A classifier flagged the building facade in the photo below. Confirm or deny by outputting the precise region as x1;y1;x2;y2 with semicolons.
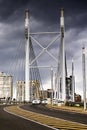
16;80;40;102
30;80;40;101
16;81;25;102
66;76;72;101
74;93;81;102
0;72;13;99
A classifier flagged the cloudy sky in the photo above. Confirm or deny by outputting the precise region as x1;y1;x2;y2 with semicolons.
0;0;87;98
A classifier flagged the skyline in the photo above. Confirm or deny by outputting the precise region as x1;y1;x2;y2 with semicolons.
0;0;87;98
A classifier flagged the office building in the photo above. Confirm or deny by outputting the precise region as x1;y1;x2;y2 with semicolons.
0;72;13;99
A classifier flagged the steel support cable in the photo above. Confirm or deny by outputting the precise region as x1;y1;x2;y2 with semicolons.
30;35;60;65
30;39;37;81
46;35;60;49
30;38;43;90
29;40;33;81
30;34;58;91
56;36;65;99
30;34;60;50
18;41;25;80
29;36;58;91
31;35;45;48
30;39;40;81
29;35;57;91
18;42;25;80
30;49;44;65
7;47;17;76
7;40;22;79
15;59;21;80
30;35;49;49
46;50;58;63
30;53;39;98
30;33;60;95
13;40;24;81
12;40;24;83
21;41;25;80
58;38;63;75
30;35;44;49
30;40;36;81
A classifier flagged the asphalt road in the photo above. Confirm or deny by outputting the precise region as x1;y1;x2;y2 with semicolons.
21;104;87;125
0;105;56;130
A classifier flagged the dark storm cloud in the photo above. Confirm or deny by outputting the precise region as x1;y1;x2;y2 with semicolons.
0;0;29;22
0;0;87;29
0;0;87;65
26;0;87;30
0;0;87;94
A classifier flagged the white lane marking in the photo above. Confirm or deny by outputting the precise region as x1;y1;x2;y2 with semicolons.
4;107;59;130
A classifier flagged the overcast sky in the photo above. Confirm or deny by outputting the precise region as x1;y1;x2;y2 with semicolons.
0;0;87;98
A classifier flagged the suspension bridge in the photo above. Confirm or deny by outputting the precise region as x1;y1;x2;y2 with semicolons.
0;9;75;103
24;8;75;103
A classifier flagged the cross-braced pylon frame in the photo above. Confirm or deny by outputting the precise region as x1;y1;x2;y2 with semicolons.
25;9;66;102
30;33;60;66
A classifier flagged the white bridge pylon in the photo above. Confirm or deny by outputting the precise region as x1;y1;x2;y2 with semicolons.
25;9;66;102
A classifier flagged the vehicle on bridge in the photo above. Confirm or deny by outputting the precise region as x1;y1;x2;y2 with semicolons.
41;99;48;104
32;99;41;105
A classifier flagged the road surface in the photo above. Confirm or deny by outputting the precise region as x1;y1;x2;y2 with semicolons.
21;104;87;125
0;105;56;130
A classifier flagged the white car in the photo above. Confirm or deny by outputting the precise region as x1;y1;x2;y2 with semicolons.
32;99;40;105
41;99;48;104
53;99;58;105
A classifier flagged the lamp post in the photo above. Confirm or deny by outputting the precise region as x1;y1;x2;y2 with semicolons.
82;47;86;111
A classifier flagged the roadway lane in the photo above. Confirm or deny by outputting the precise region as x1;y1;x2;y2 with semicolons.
21;104;87;125
0;105;56;130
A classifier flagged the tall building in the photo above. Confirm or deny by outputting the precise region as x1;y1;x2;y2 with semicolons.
16;81;25;101
66;76;75;101
0;72;13;99
30;80;40;101
16;80;40;102
40;89;53;99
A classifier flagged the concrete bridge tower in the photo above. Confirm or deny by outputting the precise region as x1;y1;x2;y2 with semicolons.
58;9;66;101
